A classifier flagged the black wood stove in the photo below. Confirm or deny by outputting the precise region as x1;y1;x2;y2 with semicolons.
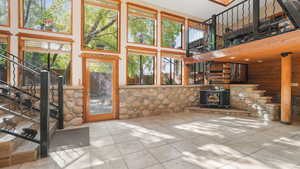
200;87;230;108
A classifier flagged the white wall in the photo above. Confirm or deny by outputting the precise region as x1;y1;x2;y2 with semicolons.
0;0;205;86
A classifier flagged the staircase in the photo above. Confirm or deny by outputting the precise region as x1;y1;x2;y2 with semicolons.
0;49;64;168
230;84;280;121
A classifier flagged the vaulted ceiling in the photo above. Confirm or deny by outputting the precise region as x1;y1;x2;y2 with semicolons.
140;0;242;20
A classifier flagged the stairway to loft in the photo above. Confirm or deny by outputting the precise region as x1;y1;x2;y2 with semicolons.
0;49;65;168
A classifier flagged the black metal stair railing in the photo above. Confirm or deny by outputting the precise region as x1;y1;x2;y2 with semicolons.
0;50;65;158
187;0;299;56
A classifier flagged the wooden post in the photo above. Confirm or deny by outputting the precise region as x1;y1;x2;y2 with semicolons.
281;52;293;124
183;64;190;86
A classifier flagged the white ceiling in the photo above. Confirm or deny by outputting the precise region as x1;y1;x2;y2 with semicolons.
139;0;243;20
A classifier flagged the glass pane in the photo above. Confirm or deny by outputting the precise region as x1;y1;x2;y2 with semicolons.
141;55;154;85
161;58;172;85
161;57;182;85
88;60;113;115
0;0;8;25
84;4;118;51
172;59;182;85
127;54;140;85
189;28;205;43
128;15;155;45
161;19;182;49
189;63;205;85
23;0;71;33
0;38;8;81
127;53;154;85
24;51;71;84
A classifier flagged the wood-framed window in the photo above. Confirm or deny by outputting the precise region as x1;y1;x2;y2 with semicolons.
19;0;72;34
127;3;157;46
161;51;184;85
0;33;10;82
0;0;9;26
82;0;120;53
189;62;205;85
188;19;208;44
19;35;72;85
126;46;156;85
161;12;185;49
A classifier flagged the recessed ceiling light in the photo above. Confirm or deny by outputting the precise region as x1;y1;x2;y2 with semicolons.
257;60;263;63
230;57;236;59
245;59;250;61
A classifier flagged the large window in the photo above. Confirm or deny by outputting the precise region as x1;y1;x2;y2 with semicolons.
127;47;155;85
0;0;9;26
21;37;72;84
0;34;9;82
188;20;207;43
189;62;205;85
127;3;157;46
83;0;120;52
161;12;185;49
161;52;183;85
20;0;72;33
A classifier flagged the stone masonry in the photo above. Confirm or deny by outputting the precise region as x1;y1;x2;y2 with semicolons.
230;84;280;121
119;86;202;119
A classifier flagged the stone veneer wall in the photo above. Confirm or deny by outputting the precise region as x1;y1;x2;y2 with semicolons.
230;84;280;121
119;85;203;119
63;86;84;127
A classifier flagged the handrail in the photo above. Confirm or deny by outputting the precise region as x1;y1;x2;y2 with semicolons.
0;53;40;75
0;48;62;77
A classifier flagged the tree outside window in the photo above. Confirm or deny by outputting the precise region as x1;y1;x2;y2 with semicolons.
0;0;9;25
127;4;156;45
161;14;184;49
127;52;155;85
161;57;182;85
22;0;72;33
22;38;72;85
83;0;119;52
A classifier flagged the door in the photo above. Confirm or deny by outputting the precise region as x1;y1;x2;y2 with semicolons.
83;56;119;122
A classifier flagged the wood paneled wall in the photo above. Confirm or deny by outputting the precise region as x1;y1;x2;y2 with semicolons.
248;55;300;101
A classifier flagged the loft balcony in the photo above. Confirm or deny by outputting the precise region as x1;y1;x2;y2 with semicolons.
186;0;300;63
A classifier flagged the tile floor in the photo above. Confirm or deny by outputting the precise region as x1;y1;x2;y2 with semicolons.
5;112;300;169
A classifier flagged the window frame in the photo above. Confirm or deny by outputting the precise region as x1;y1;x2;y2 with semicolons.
0;0;10;27
19;0;73;35
81;0;121;54
18;33;73;85
126;2;158;47
187;19;208;43
0;31;11;82
160;12;185;50
160;50;184;85
126;46;157;85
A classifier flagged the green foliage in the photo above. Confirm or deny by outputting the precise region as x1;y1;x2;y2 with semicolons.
84;5;118;51
162;19;182;48
0;0;8;25
128;54;154;85
128;15;155;45
88;62;112;74
23;0;71;33
0;42;8;66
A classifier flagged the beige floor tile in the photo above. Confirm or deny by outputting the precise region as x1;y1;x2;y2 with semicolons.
162;157;200;169
144;164;165;169
123;150;159;169
117;140;145;155
149;144;182;163
171;140;199;153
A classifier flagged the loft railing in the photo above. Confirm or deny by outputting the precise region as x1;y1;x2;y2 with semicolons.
188;0;299;56
0;50;64;157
